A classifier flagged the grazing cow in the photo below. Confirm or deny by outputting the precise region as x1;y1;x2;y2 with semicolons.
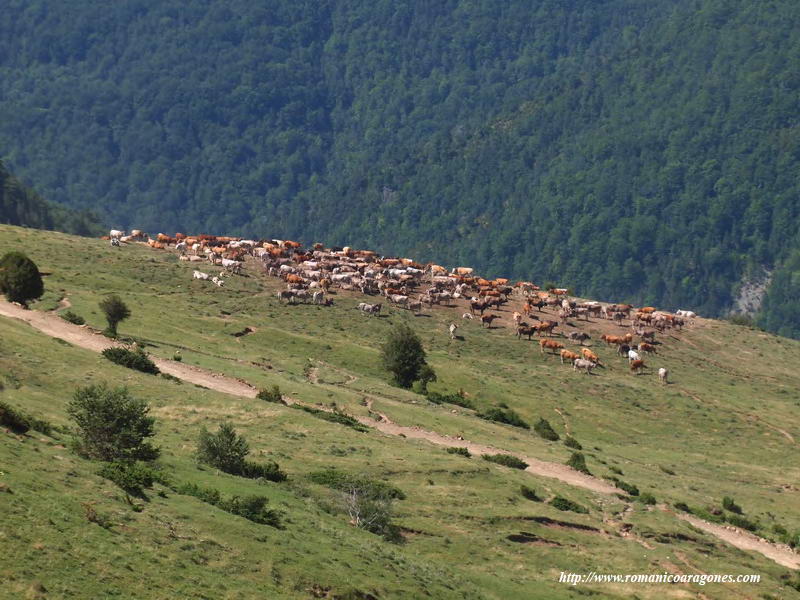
193;270;209;280
630;359;646;375
567;331;591;345
449;323;458;340
639;330;656;342
408;299;422;314
512;312;522;326
639;306;656;314
293;290;310;303
628;349;641;363
109;229;124;239
676;310;697;319
470;299;488;315
516;325;536;340
573;358;597;374
481;314;500;328
617;344;630;357
560;349;581;364
536;321;558;337
638;342;657;355
462;313;474;320
312;291;325;305
581;348;601;365
390;294;410;308
357;302;381;316
540;339;565;354
278;290;295;303
658;367;669;384
222;258;243;274
188;255;204;263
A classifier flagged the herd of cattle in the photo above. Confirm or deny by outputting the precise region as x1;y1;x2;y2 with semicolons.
106;229;696;384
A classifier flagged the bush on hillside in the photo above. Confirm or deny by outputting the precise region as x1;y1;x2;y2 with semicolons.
67;384;159;462
520;485;542;502
563;436;582;450
426;390;473;409
637;492;657;505
605;476;639;496
533;418;560;441
292;404;369;432
446;446;471;458
175;483;281;527
725;514;758;532
481;454;528;470
257;385;283;403
549;496;589;514
0;251;44;306
566;452;591;475
196;423;286;482
98;461;158;498
98;294;131;337
722;496;743;514
101;346;160;375
380;324;429;388
60;310;85;325
0;400;31;433
308;469;405;500
477;407;529;429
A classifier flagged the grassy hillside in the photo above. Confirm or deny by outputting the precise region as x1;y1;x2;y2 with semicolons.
1;223;799;599
3;1;800;334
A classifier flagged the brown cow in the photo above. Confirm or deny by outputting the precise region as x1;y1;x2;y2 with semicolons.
481;314;500;328
581;348;600;364
540;339;565;354
536;321;558;337
560;349;581;364
638;342;657;355
630;359;646;374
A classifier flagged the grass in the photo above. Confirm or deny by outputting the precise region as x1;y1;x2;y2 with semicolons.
1;224;799;599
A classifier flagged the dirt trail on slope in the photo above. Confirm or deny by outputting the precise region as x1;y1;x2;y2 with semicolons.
672;511;800;570
2;298;798;570
0;300;258;398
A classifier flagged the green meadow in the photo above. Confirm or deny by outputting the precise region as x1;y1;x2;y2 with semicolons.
1;224;799;599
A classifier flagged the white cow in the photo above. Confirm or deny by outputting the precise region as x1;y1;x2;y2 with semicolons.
658;367;669;384
193;270;209;280
109;229;124;239
628;349;641;363
312;291;325;305
221;259;242;274
211;276;225;287
448;323;458;340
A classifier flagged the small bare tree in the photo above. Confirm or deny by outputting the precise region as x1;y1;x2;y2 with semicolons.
340;482;401;542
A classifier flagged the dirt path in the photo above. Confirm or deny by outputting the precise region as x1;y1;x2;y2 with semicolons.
672;511;800;570
2;298;798;570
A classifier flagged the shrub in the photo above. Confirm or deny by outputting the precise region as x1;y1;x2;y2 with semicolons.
722;496;743;514
426;390;473;409
413;364;438;394
67;384;159;462
257;385;283;403
97;461;156;497
549;496;589;513
380;324;429;388
566;452;591;475
101;346;160;375
478;407;529;429
242;460;288;482
0;400;30;433
175;483;281;527
292;405;369;432
60;310;85;325
726;514;758;532
98;294;131;337
196;424;286;481
674;502;691;513
0;251;44;305
533;418;559;441
482;454;528;470
172;351;182;362
220;495;282;527
606;476;639;496
308;469;405;500
637;492;657;505
563;435;582;450
520;485;541;502
196;423;250;474
446;446;471;458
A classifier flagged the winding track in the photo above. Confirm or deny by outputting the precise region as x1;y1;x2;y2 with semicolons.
2;298;798;570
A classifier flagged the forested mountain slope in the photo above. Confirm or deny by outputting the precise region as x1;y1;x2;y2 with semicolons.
1;1;800;335
0;161;100;236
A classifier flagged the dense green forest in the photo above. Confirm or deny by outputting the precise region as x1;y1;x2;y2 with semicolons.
0;161;100;237
1;1;800;335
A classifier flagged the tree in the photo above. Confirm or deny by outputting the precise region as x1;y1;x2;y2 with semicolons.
0;251;44;306
67;383;159;462
99;294;131;337
196;423;250;475
380;324;429;388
